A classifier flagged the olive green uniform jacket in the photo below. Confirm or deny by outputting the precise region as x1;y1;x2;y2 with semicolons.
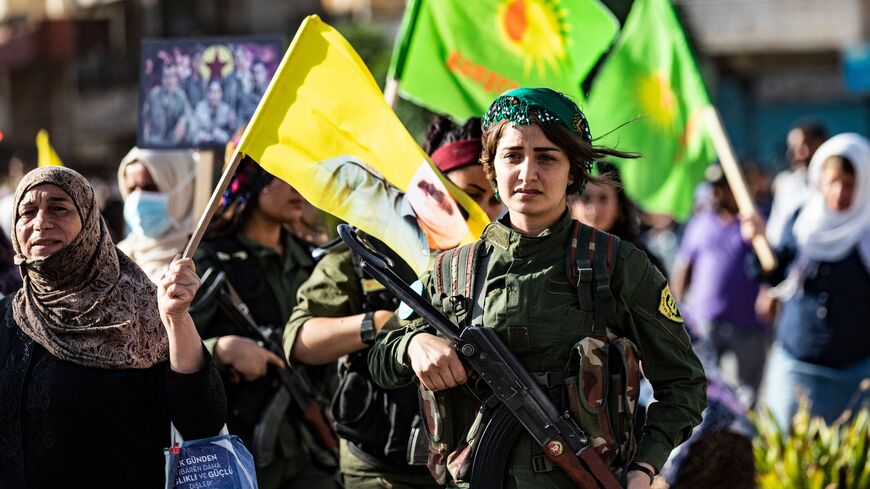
369;212;707;488
285;245;440;489
191;231;330;489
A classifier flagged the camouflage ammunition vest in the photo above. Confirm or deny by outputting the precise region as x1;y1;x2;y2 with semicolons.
421;222;641;484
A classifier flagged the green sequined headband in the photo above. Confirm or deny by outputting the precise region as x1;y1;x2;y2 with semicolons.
482;87;593;146
483;88;594;190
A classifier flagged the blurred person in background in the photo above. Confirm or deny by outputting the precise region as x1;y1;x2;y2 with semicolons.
671;165;769;408
766;121;827;247
0;233;21;296
143;64;194;146
285;116;498;489
190;156;334;488
742;161;773;218
569;161;668;275
117;147;197;283
0;150;37;236
194;80;238;147
743;133;870;427
640;212;682;274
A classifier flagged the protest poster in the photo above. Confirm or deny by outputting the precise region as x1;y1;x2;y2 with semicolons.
139;36;283;149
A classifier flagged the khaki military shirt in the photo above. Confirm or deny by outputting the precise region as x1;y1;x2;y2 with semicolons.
369;212;707;485
284;246;363;365
285;246;438;487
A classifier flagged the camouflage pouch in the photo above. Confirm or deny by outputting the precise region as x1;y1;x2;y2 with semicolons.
419;388;449;484
419;386;485;485
566;334;640;466
610;337;640;459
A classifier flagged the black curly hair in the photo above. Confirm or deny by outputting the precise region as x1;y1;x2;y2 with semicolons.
423;115;482;156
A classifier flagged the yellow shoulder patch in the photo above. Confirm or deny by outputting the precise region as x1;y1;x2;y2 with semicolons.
658;284;684;324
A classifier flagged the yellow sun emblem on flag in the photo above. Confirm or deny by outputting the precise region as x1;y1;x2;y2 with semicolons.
638;72;678;129
497;0;570;78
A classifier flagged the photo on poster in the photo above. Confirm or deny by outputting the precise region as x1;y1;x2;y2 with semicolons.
138;36;284;149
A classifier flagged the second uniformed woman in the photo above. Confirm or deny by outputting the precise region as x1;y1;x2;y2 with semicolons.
190;157;335;488
369;88;707;489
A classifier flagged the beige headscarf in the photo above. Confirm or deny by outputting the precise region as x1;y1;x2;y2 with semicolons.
117;147;197;283
11;166;168;369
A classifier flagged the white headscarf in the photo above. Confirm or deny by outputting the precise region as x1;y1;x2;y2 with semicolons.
793;133;870;269
117;147;197;283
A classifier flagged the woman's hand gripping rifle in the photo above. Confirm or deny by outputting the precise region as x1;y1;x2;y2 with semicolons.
337;224;622;489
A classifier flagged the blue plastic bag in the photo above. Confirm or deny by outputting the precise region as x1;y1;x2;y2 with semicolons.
165;428;258;489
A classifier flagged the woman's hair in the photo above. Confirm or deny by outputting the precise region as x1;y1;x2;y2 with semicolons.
593;161;642;245
204;156;272;239
480;118;636;195
205;196;253;239
424;115;482;155
822;155;856;176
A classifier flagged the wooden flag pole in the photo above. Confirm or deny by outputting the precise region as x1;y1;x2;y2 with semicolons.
384;77;399;107
192;150;215;222
704;107;777;272
182;150;244;259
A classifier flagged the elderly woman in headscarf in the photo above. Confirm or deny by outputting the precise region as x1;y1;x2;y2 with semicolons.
743;133;870;427
0;167;226;488
118;147;197;283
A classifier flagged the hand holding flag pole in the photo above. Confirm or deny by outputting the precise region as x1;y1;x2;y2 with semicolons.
704;107;777;272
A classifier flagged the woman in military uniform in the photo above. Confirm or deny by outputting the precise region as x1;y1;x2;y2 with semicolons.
190;157;335;488
284;117;501;489
369;88;707;489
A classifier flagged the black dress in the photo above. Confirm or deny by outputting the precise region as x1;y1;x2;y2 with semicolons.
0;296;227;489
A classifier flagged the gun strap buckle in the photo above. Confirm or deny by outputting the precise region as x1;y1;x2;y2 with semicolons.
531;454;555;473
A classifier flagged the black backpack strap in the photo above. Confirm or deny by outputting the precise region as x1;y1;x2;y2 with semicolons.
468;243;489;328
569;223;596;336
591;230;622;337
568;222;622;337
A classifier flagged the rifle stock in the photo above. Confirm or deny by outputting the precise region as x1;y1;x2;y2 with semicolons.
337;225;622;489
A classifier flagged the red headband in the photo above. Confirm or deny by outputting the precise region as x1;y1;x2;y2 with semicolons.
431;138;483;173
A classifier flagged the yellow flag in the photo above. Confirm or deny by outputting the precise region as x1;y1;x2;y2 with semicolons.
36;129;64;167
238;15;489;275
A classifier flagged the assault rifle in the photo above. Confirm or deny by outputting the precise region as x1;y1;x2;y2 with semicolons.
337;224;622;489
193;268;339;470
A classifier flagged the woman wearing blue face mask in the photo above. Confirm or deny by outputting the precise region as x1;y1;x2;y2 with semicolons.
117;147;197;283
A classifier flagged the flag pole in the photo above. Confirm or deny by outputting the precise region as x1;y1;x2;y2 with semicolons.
704;107;777;272
384;77;399;107
182;149;243;259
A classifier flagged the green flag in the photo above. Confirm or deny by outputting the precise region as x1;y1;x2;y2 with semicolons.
390;0;618;120
586;0;716;221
